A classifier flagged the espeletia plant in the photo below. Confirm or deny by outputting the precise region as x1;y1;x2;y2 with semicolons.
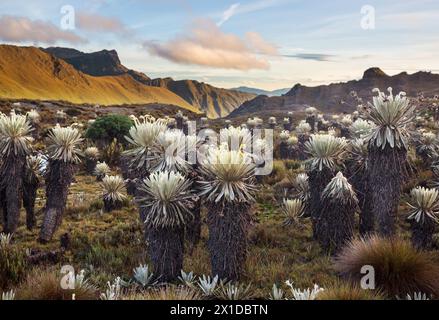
349;118;374;139
94;161;111;181
136;170;194;281
285;280;324;300
150;129;192;173
0;112;33;233
198;144;257;281
281;199;305;227
319;172;359;254
304;134;348;241
124;116;167;177
101;175;127;212
39;125;83;243
406;187;439;249
415;131;438;164
363;87;415;237
84;146;100;174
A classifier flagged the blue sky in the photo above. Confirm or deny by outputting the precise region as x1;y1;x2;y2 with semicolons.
0;0;438;90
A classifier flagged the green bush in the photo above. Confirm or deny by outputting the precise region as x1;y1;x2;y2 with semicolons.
85;115;133;145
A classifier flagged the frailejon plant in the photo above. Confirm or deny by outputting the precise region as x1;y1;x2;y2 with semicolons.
178;270;196;287
101;175;127;212
198;274;219;297
219;126;252;151
269;284;284;300
281;199;305;227
39;125;83;242
94;161;110;181
217;281;254;300
0;112;33;233
406;187;439;249
84;146;100;174
150;129;192;173
363;88;415;236
22;155;44;230
304;134;348;241
124;116;167;176
199;144;257;280
320;172;359;253
137;170;194;281
415;131;438;164
133;264;155;287
349;119;374;139
279;130;290;159
285;280;324;300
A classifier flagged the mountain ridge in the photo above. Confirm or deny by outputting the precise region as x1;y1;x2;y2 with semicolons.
228;67;439;118
231;86;290;97
44;47;255;118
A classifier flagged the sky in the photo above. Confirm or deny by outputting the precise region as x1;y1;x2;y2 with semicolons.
0;0;438;90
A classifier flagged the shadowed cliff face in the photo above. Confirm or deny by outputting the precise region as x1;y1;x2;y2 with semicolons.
44;47;255;118
229;67;439;118
147;78;256;118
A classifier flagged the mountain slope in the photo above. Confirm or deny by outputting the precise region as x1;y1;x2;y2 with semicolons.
229;68;439;118
148;78;255;118
45;47;255;118
231;86;290;97
44;47;151;84
0;45;198;112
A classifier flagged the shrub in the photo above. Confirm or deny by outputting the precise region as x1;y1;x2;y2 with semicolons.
85;115;133;145
334;236;439;298
122;286;201;300
317;281;383;300
16;267;97;300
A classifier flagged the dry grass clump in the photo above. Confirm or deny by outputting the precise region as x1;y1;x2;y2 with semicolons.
317;281;384;300
334;236;439;298
122;285;201;300
15;267;98;300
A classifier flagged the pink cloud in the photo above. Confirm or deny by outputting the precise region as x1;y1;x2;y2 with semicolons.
144;19;278;71
0;15;86;44
76;12;127;34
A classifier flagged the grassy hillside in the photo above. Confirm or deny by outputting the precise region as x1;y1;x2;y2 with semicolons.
0;45;199;113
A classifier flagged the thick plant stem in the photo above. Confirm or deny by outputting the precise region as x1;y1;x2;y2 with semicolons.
308;167;333;241
411;219;436;250
206;202;252;281
0;155;25;234
103;199;123;212
147;226;184;282
85;158;97;175
39;160;74;242
348;164;375;236
279;142;289;159
22;172;39;230
319;200;356;254
368;146;406;237
186;199;201;253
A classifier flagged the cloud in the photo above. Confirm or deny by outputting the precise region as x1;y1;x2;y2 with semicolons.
245;32;278;55
283;53;334;61
0;15;86;44
144;19;278;71
217;3;240;26
76;12;128;34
